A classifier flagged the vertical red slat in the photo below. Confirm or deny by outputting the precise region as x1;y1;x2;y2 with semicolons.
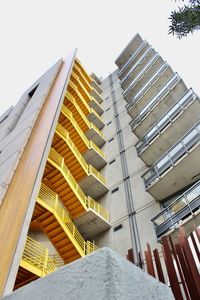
179;227;200;297
153;248;165;284
169;236;190;300
175;243;198;300
144;243;156;278
190;232;200;263
162;236;184;300
127;248;134;263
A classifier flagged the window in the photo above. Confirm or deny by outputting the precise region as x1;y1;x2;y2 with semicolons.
111;187;119;194
105;96;109;101
108;138;114;143
28;84;39;98
114;224;122;232
107;121;112;126
109;159;116;165
106;107;111;112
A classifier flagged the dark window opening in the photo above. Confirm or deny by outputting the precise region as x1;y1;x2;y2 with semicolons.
28;84;39;98
107;121;112;126
106;107;111;112
109;159;116;165
114;224;122;232
108;138;114;143
111;187;119;194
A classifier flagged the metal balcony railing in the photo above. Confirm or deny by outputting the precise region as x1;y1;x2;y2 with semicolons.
21;236;56;277
121;47;154;84
122;53;160;98
130;73;180;130
142;120;200;189
118;41;148;77
136;89;197;154
126;64;169;112
152;180;200;239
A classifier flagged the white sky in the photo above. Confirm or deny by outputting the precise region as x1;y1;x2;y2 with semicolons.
0;0;199;113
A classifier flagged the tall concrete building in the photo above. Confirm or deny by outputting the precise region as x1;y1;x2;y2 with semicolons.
0;34;199;297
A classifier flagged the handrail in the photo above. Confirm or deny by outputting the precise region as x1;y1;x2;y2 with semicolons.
62;103;105;139
123;53;160;97
61;105;106;159
66;88;103;122
75;59;92;84
21;236;56;276
87;196;109;221
56;124;107;186
73;63;91;92
142;120;200;189
71;71;91;101
131;73;180;128
48;148;109;221
121;47;154;84
38;183;101;256
118;41;148;77
151;180;200;238
136;88;197;154
127;64;169;112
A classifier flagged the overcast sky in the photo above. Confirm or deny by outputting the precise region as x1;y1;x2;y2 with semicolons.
0;0;199;113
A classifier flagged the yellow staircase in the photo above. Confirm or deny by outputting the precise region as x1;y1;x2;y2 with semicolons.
15;236;56;289
32;183;98;264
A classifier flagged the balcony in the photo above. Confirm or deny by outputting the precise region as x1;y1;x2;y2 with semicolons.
90;79;102;94
130;74;187;138
121;47;156;90
126;64;174;120
136;89;200;165
152;180;200;240
117;41;150;79
89;96;104;116
142;121;200;200
122;54;165;102
90;88;103;104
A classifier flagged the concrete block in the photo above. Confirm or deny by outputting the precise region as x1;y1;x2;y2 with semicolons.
2;248;174;300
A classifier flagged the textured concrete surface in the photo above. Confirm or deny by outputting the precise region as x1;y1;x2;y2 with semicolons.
2;248;174;300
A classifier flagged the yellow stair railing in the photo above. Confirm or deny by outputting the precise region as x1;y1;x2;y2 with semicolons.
20;236;56;277
73;63;91;92
71;71;91;102
56;124;107;187
61;104;105;141
38;183;100;256
75;59;92;84
48;148;109;222
60;105;106;159
67;83;103;123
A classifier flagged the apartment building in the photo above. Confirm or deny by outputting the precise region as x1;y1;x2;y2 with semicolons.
0;34;199;297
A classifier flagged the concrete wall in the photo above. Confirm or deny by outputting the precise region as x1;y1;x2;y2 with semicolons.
95;70;161;260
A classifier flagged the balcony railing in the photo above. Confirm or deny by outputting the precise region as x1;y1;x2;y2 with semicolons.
136;89;197;154
121;47;154;84
118;41;148;77
130;73;180;130
122;53;160;98
142;120;200;189
152;180;200;239
126;63;169;112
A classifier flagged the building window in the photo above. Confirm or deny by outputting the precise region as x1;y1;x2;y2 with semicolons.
28;84;39;98
107;121;112;126
106;107;110;112
105;96;109;101
114;224;122;232
111;187;119;194
109;159;116;165
108;138;114;143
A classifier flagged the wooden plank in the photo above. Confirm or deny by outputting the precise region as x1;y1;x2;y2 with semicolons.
153;249;165;284
144;243;155;278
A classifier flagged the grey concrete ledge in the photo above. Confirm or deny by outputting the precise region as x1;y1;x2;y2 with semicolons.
2;247;174;300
